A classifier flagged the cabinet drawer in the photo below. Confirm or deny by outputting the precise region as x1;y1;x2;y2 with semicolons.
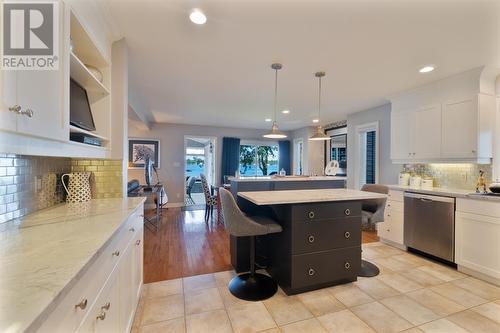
386;200;403;212
291;247;360;289
292;201;360;222
292;217;360;254
388;190;404;202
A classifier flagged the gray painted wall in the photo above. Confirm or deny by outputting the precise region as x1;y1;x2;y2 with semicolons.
128;123;290;205
289;126;325;176
346;103;400;189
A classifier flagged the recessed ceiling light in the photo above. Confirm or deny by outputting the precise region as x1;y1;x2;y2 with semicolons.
282;109;290;114
419;65;435;73
265;118;272;122
189;9;207;25
312;119;319;123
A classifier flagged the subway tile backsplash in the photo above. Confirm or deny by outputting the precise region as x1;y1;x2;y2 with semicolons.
0;154;123;224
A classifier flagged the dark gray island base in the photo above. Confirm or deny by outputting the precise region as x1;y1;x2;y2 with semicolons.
239;197;362;295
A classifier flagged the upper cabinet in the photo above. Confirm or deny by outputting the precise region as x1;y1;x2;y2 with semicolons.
390;67;498;164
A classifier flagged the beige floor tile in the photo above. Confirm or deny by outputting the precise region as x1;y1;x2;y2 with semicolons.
146;278;183;298
361;247;384;259
279;318;327;333
417;265;465;282
418;318;469;333
226;302;276;333
377;273;424;293
259;329;281;333
139;317;185;333
400;268;447;287
141;294;185;326
185;287;224;315
372;257;415;272
186;309;233;333
296;289;345;316
430;283;488;308
183;273;217;292
329;285;375;307
406;289;466;317
392;253;430;267
355;277;400;299
351;301;413;333
263;294;313;326
401;328;424;333
214;270;237;288
218;286;256;308
470;301;500;325
380;295;440;326
317;309;375;333
451;277;500;301
447;310;500;333
368;244;405;257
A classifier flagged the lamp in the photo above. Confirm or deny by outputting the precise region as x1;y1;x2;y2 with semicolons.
263;63;287;139
309;71;330;141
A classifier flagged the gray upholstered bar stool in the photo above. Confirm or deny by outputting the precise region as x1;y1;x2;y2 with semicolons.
219;188;283;301
359;184;388;277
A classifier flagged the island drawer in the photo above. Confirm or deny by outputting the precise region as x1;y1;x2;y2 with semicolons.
290;247;360;290
291;201;361;222
292;217;361;254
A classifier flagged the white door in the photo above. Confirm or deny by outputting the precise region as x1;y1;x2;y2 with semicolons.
391;112;412;160
442;98;478;158
0;71;18;132
293;138;304;175
355;122;379;189
413;105;442;159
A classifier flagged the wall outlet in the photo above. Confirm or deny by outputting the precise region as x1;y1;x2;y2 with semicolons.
176;193;180;198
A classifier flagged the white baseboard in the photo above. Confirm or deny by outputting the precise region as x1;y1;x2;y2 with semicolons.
458;265;500;287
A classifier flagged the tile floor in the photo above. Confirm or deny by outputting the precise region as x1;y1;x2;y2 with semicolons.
131;242;500;333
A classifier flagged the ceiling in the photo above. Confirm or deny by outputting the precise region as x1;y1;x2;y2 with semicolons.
103;0;500;131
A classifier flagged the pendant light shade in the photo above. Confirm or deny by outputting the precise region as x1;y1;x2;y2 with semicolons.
263;63;287;139
309;71;331;141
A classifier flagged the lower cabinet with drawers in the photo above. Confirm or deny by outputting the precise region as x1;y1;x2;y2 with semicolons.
378;189;405;247
266;201;362;295
36;204;144;333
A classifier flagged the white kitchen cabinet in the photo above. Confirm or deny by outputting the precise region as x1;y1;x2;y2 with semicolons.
0;71;18;132
390;112;412;160
378;189;404;247
455;198;500;284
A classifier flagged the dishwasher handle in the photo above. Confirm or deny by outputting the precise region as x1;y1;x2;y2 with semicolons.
404;192;455;203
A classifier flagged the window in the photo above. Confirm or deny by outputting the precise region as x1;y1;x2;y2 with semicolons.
293;138;304;175
185;147;205;178
355;122;379;189
239;144;279;176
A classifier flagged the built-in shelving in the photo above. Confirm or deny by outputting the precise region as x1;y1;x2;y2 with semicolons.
70;51;109;103
69;125;110;141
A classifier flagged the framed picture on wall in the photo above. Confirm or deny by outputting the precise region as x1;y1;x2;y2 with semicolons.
128;139;160;168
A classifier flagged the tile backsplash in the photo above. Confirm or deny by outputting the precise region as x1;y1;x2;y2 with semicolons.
0;154;123;224
402;163;493;190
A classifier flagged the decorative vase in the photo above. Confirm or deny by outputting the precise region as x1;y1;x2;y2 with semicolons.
61;172;92;203
144;158;153;187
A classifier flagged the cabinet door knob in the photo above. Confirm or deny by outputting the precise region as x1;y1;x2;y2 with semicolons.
344;231;351;239
308;268;315;276
8;105;21;113
344;262;351;269
74;298;87;310
101;302;111;311
23;108;34;118
308;235;315;243
136;239;141;246
308;211;315;219
112;250;120;257
96;311;106;321
344;209;351;216
129;227;135;232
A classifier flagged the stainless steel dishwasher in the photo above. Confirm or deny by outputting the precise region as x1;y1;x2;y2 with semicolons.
404;192;455;262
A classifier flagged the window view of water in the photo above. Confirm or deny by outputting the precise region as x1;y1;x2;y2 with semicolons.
239;144;279;176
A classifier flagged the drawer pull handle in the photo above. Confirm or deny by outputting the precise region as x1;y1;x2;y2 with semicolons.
344;262;351;269
129;227;135;232
308;235;315;243
308;268;315;276
344;231;351;239
96;311;106;321
344;209;351;216
74;299;87;310
308;211;315;219
101;302;111;311
136;239;141;246
112;250;120;257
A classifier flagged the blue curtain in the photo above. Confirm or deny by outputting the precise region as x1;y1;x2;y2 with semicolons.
221;137;240;184
278;140;291;175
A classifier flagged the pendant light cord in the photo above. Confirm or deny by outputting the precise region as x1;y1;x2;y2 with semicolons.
318;75;322;121
274;68;278;121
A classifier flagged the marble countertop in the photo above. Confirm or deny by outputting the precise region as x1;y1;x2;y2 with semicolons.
387;185;500;202
229;176;347;182
238;189;386;205
0;197;146;333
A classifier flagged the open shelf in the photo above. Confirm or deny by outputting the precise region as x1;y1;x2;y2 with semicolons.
70;125;109;141
70;51;109;102
70;11;109;68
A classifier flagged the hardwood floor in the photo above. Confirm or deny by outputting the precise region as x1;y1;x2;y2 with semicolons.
144;207;379;283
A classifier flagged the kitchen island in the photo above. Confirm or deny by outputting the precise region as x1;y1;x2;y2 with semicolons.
237;189;386;295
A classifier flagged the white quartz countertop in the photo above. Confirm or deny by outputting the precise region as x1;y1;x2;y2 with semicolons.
229;176;347;182
238;189;386;205
0;197;146;333
387;185;500;201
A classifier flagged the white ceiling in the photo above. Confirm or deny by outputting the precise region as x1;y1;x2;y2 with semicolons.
103;0;500;131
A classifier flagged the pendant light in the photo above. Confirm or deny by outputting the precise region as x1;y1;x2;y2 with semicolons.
263;63;287;139
309;71;331;141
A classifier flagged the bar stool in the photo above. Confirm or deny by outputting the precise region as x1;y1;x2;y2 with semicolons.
360;184;388;277
219;188;282;301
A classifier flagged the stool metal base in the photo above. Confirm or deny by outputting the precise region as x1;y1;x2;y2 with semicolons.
228;273;278;301
359;259;380;277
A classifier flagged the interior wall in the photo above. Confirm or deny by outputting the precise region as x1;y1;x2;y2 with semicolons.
289;127;325;176
346;103;400;189
128;123;290;205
